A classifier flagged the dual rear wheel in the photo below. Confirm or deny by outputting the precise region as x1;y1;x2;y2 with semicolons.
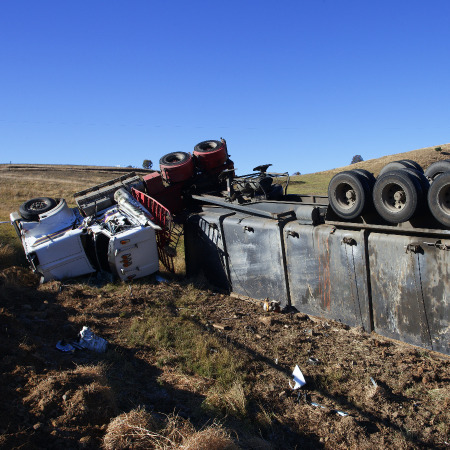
329;159;450;227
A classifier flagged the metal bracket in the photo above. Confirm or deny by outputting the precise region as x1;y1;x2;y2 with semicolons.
424;240;450;251
405;243;423;254
342;237;357;246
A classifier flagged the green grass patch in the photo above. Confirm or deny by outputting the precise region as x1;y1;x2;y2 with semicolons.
287;173;332;195
125;285;245;390
128;310;242;387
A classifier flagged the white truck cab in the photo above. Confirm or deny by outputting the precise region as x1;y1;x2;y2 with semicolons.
10;174;160;283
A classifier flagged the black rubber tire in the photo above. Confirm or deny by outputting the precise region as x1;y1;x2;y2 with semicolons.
351;169;376;186
427;172;450;228
193;140;223;153
328;171;370;220
378;160;417;176
400;160;424;173
424;160;450;183
19;197;57;221
159;152;191;166
402;168;430;195
373;170;422;223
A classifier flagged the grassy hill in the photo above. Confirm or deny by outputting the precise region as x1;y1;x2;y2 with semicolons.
288;142;450;195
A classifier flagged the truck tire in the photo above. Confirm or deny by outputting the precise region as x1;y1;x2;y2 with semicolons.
378;160;417;176
328;171;370;220
373;170;422;223
193;140;228;171
400;160;424;173
424;160;450;183
19;197;57;221
427;172;450;228
351;169;376;186
159;151;191;166
159;151;194;183
403;168;430;195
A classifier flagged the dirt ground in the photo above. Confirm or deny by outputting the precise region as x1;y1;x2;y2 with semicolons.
0;266;449;449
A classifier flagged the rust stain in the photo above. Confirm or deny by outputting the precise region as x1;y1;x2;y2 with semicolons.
317;233;331;311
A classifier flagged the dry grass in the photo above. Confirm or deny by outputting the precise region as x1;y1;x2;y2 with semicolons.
288;142;450;195
103;409;237;450
203;381;248;418
103;407;163;449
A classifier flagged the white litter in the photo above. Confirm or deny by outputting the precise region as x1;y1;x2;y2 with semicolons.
311;402;325;409
289;365;306;390
78;326;108;353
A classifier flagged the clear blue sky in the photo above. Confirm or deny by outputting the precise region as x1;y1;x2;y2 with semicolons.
1;0;449;175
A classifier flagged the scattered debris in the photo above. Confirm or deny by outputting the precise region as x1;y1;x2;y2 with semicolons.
212;323;231;331
334;410;349;417
308;357;320;365
78;326;108;352
155;274;168;283
263;300;281;312
310;402;326;409
56;340;75;353
290;365;306;390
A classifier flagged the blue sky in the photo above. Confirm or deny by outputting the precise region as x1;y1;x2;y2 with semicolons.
1;1;449;175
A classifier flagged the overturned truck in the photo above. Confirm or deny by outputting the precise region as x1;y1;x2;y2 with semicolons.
11;140;450;356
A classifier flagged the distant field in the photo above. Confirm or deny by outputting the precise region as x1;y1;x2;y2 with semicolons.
287;142;450;195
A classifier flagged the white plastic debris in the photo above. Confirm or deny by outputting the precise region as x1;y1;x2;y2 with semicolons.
78;326;108;353
308;357;320;365
370;377;378;387
335;410;349;417
289;365;306;390
311;402;325;409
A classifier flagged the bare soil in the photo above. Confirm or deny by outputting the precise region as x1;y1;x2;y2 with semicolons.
0;267;448;449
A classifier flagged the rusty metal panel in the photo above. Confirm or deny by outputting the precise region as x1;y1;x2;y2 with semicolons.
284;223;372;330
184;209;233;290
369;233;449;355
222;214;290;307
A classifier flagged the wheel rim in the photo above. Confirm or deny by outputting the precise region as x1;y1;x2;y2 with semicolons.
381;182;407;212
335;182;357;210
437;183;450;214
197;141;218;151
29;200;48;211
166;154;183;163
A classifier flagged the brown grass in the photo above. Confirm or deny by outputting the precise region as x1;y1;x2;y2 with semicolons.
103;409;237;450
288;142;450;195
103;407;163;449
